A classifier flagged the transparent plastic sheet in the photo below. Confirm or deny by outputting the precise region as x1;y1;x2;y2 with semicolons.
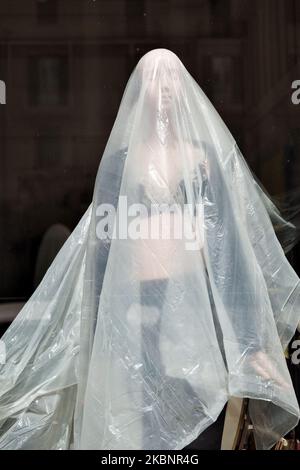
0;49;300;450
0;206;91;449
264;187;300;253
228;148;300;254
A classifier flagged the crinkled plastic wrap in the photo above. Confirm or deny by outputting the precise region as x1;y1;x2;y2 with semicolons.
0;49;300;450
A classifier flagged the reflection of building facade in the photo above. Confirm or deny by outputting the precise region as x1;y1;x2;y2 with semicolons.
244;0;300;193
0;0;299;297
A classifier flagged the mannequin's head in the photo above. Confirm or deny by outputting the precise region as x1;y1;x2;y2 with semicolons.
137;49;183;113
134;49;184;144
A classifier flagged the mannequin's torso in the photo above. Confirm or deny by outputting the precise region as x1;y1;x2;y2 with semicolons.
131;139;205;281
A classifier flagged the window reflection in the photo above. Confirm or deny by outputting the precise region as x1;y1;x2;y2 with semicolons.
36;0;58;25
28;56;68;107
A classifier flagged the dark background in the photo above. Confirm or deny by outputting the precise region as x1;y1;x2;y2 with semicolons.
0;0;300;317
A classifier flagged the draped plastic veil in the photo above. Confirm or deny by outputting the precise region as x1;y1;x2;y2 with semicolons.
0;48;300;450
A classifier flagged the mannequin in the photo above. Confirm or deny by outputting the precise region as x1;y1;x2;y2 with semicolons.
0;49;300;450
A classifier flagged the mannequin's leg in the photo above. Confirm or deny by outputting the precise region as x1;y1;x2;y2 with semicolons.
140;278;168;449
183;405;227;450
139;278;228;450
